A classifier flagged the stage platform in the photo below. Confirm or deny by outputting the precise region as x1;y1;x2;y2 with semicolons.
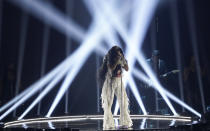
2;115;200;130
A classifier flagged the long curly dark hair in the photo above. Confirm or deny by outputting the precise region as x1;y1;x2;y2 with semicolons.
98;46;124;88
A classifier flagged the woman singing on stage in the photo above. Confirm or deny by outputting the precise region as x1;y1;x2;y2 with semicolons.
99;46;132;129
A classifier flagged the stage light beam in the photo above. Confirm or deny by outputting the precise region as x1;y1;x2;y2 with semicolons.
85;0;148;115
0;42;84;120
18;63;72;120
46;20;109;117
9;0;85;42
132;68;201;118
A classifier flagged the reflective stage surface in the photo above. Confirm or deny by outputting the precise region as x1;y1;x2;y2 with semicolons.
4;115;196;130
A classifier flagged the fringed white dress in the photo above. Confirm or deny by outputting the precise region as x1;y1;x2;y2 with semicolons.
101;57;132;129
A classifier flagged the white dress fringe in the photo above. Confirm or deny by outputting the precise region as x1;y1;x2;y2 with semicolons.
101;73;133;129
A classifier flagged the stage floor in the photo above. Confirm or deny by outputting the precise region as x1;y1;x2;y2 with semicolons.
4;115;196;130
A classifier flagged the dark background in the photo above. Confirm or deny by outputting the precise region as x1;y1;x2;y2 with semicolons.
0;0;210;121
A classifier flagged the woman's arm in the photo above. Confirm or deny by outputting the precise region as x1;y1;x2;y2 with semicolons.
122;59;129;71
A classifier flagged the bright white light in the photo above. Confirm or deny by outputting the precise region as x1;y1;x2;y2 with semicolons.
0;27;93;119
18;63;72;120
86;0;150;116
0;0;87;120
4;115;192;128
169;119;176;126
0;0;158;122
83;0;123;48
135;52;178;115
48;122;55;129
94;4;200;116
112;0;160;115
5;0;201;121
92;0;130;43
127;75;147;115
114;0;178;116
88;2;159;114
10;0;107;58
133;68;152;84
140;118;146;129
0;55;68;120
4;0;109;119
4;0;109;118
161;87;201;117
10;0;85;42
117;0;154;115
132;68;201;117
0;85;32;113
46;20;109;117
114;118;119;127
86;0;148;115
22;123;28;129
46;0;145;117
